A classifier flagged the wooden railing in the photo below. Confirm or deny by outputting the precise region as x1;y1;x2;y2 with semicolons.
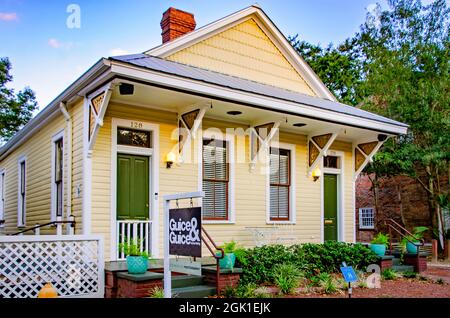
117;220;152;260
201;225;224;295
9;216;75;236
385;218;425;261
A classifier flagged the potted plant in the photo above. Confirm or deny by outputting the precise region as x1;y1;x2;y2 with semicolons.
217;240;239;270
402;226;428;254
119;238;150;274
370;233;389;256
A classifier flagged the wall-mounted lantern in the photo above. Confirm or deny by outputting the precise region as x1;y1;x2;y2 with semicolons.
165;152;176;169
312;167;322;182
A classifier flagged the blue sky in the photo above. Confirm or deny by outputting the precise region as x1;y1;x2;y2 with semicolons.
0;0;434;110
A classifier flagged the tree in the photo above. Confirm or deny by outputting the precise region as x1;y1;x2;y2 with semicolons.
358;0;449;245
0;57;38;143
290;36;364;106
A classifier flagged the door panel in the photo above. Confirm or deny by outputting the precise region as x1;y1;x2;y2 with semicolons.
324;174;338;241
117;154;149;220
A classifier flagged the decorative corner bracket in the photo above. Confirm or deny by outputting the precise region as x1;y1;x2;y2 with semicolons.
87;82;115;156
177;104;207;159
353;140;386;180
307;132;338;177
249;121;281;171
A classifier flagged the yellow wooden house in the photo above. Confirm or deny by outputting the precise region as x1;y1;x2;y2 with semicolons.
0;5;407;261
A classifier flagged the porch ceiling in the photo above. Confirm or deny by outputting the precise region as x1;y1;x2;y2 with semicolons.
110;82;382;143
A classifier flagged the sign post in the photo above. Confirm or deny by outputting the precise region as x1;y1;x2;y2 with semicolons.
163;191;204;298
340;262;357;299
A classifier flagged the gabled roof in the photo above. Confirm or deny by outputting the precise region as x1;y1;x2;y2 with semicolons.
145;5;337;101
110;53;408;128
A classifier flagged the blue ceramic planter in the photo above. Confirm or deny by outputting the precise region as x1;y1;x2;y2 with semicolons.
406;242;419;254
217;253;236;269
370;244;386;256
126;256;148;274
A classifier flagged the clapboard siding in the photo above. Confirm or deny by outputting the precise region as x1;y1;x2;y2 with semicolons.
166;18;316;96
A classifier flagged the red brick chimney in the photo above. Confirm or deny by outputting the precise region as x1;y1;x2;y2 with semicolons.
160;7;196;44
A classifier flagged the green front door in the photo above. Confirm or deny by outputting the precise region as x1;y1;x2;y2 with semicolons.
324;174;338;241
117;154;149;220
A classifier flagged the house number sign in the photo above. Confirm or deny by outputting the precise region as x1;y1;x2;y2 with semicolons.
130;121;143;129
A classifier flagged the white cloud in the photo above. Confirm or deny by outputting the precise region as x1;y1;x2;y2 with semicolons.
0;12;18;21
109;48;130;56
47;38;75;50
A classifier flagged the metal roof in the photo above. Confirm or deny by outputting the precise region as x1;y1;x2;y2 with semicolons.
110;53;407;128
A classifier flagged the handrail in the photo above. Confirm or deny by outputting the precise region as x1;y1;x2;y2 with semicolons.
201;225;224;295
385;218;424;261
9;218;75;236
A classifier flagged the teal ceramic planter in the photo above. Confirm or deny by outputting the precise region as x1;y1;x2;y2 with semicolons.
370;244;386;256
126;256;148;274
406;242;419;254
217;253;236;269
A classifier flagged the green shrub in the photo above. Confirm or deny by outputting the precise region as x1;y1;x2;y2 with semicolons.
235;282;259;298
321;276;338;294
310;272;331;287
148;286;164;298
402;271;417;279
272;263;302;294
222;285;237;298
382;268;397;280
371;233;389;247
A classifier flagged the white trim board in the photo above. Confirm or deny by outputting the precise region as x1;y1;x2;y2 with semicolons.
110;118;160;260
109;63;408;136
0;168;5;227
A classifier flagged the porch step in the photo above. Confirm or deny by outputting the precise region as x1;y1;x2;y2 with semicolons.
392;258;402;266
392;265;415;272
171;275;204;288
172;285;216;298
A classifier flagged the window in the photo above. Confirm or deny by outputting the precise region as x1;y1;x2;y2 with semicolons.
117;128;151;148
269;148;291;221
0;170;5;226
53;137;64;219
324;156;339;169
202;139;229;220
18;159;26;227
359;207;375;229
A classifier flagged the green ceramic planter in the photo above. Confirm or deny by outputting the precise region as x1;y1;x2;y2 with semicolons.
126;256;148;274
370;243;386;256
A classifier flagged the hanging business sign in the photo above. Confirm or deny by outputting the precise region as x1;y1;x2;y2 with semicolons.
169;207;202;257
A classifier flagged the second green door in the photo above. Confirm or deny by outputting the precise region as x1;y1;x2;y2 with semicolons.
117;154;149;220
324;174;338;241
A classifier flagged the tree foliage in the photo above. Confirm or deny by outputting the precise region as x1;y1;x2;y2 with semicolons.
0;57;38;143
291;0;449;233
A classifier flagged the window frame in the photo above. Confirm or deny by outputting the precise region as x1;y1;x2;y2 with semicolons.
199;130;235;224
17;156;26;228
266;142;296;224
51;130;64;221
359;207;375;230
0;169;5;227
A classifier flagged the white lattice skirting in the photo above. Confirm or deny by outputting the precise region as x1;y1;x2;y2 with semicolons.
0;235;104;298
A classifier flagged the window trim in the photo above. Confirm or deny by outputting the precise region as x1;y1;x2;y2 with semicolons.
17;155;26;228
266;142;296;224
0;169;5;227
51;130;65;222
359;207;375;230
198;129;235;224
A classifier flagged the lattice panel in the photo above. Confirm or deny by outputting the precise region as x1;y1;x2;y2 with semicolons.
0;237;102;298
91;93;104;114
